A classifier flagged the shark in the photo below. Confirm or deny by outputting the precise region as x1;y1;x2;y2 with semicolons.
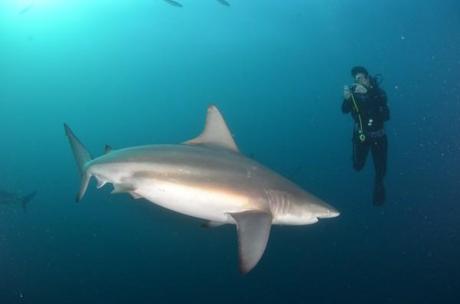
163;0;183;8
163;0;230;7
64;105;339;273
0;190;37;212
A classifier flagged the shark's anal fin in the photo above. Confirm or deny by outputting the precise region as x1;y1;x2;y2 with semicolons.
229;210;273;274
201;221;226;228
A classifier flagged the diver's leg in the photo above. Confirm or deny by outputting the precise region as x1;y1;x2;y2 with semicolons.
371;135;388;205
352;136;370;171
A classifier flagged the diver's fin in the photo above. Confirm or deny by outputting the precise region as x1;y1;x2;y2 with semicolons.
184;105;239;152
64;124;93;201
201;221;226;228
21;191;37;212
229;210;272;274
104;145;112;154
373;181;386;206
111;184;135;194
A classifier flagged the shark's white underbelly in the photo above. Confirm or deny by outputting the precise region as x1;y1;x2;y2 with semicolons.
133;180;253;223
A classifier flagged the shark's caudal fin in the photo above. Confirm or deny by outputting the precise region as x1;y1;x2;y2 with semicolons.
21;191;37;212
64;124;92;202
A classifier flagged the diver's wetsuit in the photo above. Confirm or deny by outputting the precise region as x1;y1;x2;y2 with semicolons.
342;84;390;205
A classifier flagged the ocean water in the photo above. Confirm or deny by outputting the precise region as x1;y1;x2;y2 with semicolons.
0;0;459;303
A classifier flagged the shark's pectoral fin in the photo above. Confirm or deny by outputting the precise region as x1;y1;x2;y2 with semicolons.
229;210;273;274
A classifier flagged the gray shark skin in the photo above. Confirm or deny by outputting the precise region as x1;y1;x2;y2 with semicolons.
64;105;339;273
0;190;37;212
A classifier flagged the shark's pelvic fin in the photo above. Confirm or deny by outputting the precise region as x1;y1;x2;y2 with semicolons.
64;124;92;202
184;105;239;153
230;210;273;274
111;184;135;194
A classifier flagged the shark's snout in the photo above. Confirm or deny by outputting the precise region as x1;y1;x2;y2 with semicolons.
320;208;340;218
312;203;340;219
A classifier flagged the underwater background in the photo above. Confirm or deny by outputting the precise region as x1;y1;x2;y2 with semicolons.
0;0;459;303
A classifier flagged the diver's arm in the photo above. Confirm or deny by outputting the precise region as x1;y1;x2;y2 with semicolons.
342;98;352;113
379;90;390;121
342;85;353;113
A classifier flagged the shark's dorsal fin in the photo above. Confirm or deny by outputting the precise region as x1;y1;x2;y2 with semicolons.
184;105;239;152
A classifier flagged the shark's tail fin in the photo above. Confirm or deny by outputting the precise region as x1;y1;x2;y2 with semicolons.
21;191;37;212
64;124;92;202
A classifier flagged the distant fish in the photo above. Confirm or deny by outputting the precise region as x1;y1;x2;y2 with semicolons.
163;0;183;7
0;190;37;212
19;2;34;15
216;0;230;6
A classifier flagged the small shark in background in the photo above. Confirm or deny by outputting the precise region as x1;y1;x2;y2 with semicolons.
64;105;339;274
19;1;34;15
0;190;37;212
163;0;230;8
163;0;183;7
216;0;230;6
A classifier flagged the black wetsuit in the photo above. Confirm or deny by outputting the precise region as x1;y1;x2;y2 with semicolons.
342;84;390;205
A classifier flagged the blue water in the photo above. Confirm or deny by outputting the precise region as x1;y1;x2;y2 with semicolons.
1;1;459;303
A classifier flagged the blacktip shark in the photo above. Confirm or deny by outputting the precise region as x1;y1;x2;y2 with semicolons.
64;105;339;273
0;190;37;212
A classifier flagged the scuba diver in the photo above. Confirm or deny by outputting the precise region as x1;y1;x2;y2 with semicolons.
342;66;390;206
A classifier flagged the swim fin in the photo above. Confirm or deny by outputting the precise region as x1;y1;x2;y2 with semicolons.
373;181;385;206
